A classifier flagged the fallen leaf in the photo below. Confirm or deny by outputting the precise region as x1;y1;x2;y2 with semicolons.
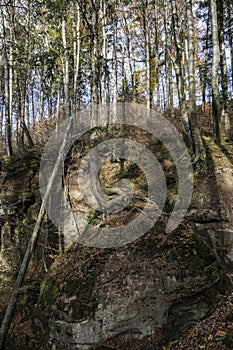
216;330;227;337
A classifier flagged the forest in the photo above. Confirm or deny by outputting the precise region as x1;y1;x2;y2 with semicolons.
0;0;232;155
1;0;233;349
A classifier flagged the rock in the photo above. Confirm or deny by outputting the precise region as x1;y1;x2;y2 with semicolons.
167;294;211;338
32;221;220;350
186;209;224;223
216;273;233;294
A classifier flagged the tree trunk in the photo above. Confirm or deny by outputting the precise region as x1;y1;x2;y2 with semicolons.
211;0;221;145
62;14;71;119
187;0;205;162
38;68;44;120
1;7;13;157
143;0;151;115
171;0;191;140
2;43;13;157
164;2;174;111
218;0;231;140
73;3;81;118
112;15;118;121
227;0;233;95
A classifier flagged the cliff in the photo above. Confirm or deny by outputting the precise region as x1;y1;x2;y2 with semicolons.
0;133;233;350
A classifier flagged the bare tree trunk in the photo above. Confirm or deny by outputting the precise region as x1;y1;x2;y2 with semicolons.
91;0;100;108
200;6;210;112
120;20;128;102
164;2;174;111
62;14;71;119
1;7;13;157
143;0;151;116
56;84;61;121
2;44;13;157
227;0;233;96
211;0;221;145
100;0;109;107
38;68;44;120
20;81;34;148
218;0;231;140
112;16;118;121
73;3;81;118
171;0;191;140
124;18;135;101
187;0;205;162
9;31;13;136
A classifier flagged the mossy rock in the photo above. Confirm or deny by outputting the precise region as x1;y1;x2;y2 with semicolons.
224;331;233;348
38;276;59;305
191;233;216;266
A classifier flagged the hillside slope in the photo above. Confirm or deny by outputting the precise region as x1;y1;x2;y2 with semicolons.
0;132;233;349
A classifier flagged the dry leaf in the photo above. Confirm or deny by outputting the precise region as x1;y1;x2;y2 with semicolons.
216;330;227;337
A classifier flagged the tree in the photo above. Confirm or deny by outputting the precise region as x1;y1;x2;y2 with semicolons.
171;0;191;140
210;0;221;145
187;0;205;161
1;4;13;157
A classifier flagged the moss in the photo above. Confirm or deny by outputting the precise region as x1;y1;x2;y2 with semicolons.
191;233;216;266
224;331;233;348
38;276;59;305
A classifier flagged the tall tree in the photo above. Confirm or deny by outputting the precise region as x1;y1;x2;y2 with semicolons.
62;11;71;119
210;0;221;145
1;4;13;157
171;0;191;140
187;0;205;161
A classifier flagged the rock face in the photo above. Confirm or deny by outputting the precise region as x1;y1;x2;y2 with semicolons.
1;141;233;350
0;150;43;317
32;218;220;350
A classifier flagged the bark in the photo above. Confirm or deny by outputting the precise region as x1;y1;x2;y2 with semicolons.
218;0;231;140
1;6;13;157
100;0;108;106
56;84;61;121
91;0;100;108
153;13;160;110
200;6;210;112
187;0;205;162
112;15;118;121
62;14;71;119
143;0;151;115
73;3;81;117
38;68;44;119
122;17;134;101
18;80;34;148
211;0;221;145
164;2;174;111
171;0;191;140
2;43;13;157
227;0;233;95
120;21;127;101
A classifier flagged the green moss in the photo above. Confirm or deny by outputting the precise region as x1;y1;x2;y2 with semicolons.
192;233;215;266
224;331;233;348
38;277;59;304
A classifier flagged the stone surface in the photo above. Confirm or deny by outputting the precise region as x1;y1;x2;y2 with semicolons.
1;141;233;350
31;219;220;350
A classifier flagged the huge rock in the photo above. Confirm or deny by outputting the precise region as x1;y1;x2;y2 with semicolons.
30;218;220;350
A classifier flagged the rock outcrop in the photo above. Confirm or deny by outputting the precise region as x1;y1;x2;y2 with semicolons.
1;139;233;350
30;217;220;350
